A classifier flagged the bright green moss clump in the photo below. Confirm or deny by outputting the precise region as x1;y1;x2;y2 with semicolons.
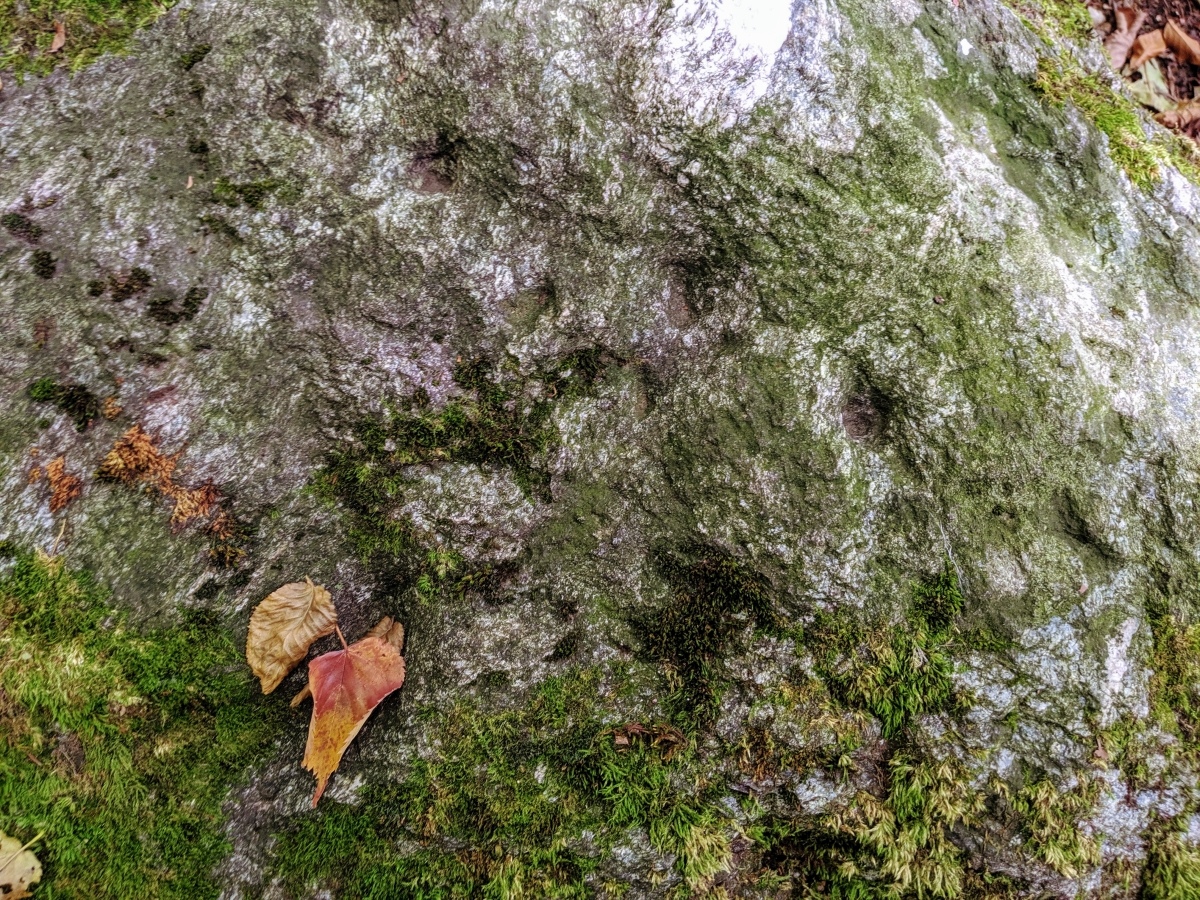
0;0;176;79
0;545;284;898
809;567;964;741
1034;59;1162;188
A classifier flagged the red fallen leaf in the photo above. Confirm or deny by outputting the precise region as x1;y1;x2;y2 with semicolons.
49;22;65;54
300;625;405;806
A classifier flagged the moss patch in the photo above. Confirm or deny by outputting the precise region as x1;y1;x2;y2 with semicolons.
808;567;965;741
27;376;101;432
315;353;609;567
271;668;732;896
29;248;55;279
0;0;175;80
1012;0;1200;187
632;547;775;729
1;212;43;243
0;545;285;899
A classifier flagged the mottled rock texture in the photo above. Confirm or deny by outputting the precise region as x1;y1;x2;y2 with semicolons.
5;0;1200;896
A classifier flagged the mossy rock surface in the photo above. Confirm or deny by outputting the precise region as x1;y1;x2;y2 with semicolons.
5;0;1200;896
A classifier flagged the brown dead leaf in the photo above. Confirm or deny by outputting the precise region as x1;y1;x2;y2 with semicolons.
0;830;42;899
46;456;83;513
1157;100;1200;129
48;22;65;54
610;722;686;761
1165;21;1200;67
366;615;405;651
247;578;338;694
1130;29;1167;72
1106;8;1146;71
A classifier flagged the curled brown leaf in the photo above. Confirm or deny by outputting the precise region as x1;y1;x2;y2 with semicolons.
1106;8;1146;71
1156;100;1200;130
246;578;338;694
48;22;65;54
1165;21;1200;67
1130;29;1167;72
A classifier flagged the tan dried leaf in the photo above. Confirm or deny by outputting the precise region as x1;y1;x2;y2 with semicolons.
1156;100;1200;129
0;831;42;899
49;22;65;54
247;578;338;694
1130;29;1167;72
366;615;405;651
101;396;122;419
1165;21;1200;66
1106;8;1146;71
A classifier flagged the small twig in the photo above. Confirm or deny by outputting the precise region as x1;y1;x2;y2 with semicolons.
49;518;67;556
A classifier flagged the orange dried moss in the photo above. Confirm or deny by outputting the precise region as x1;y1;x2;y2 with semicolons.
46;457;83;513
99;425;219;527
166;482;221;527
98;425;177;489
29;454;83;513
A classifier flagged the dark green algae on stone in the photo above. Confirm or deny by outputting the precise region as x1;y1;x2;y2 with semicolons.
6;0;1200;896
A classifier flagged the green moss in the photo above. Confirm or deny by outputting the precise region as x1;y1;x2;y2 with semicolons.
198;213;240;242
271;668;731;896
749;570;992;897
996;775;1100;877
30;248;55;279
1144;595;1200;755
0;0;175;80
105;266;152;302
808;569;966;741
758;754;982;898
632;547;774;729
314;354;609;568
211;174;290;207
0;546;285;899
147;288;206;326
27;377;101;431
1010;0;1200;188
178;43;210;71
910;565;965;639
1;211;43;243
1140;828;1200;900
1033;59;1160;188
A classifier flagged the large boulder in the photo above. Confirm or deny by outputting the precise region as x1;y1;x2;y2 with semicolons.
4;0;1200;896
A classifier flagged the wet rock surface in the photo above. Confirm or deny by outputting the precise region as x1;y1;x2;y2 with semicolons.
5;0;1200;896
